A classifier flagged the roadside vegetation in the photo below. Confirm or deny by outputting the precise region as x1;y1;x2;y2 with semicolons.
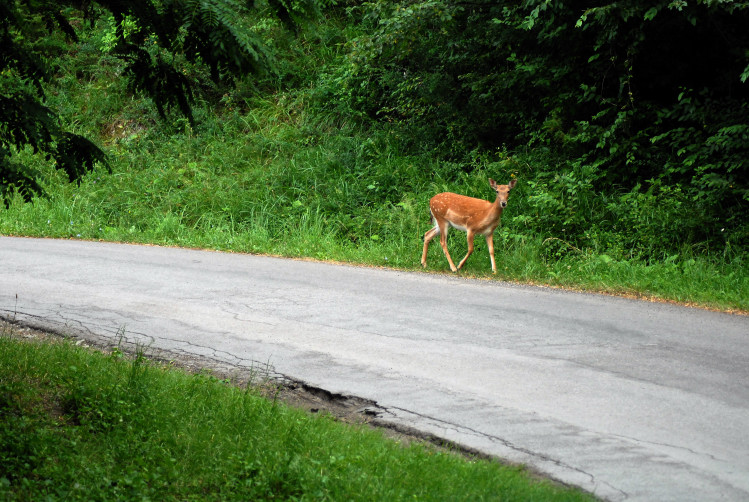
1;2;747;312
0;324;594;501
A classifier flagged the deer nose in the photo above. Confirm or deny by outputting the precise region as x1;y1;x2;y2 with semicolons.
501;201;507;208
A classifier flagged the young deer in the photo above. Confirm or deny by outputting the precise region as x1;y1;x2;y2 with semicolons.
421;178;517;274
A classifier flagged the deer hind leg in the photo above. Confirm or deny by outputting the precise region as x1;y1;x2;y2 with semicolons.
421;225;439;268
485;234;496;274
436;224;458;272
457;231;475;270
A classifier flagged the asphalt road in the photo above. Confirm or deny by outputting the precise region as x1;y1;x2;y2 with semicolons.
1;236;748;501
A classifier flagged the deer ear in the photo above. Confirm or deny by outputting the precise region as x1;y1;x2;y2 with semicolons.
508;179;517;189
489;178;497;189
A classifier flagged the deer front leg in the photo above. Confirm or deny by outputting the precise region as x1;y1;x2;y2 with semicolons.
438;226;458;272
457;231;475;270
486;234;496;274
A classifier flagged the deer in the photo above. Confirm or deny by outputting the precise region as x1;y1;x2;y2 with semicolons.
421;178;517;274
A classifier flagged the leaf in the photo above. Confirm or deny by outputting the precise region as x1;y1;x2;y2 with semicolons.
643;7;659;21
54;133;109;183
0;152;43;203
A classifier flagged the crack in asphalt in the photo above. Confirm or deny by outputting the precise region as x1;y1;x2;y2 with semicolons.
609;433;724;463
371;405;629;500
385;405;597;479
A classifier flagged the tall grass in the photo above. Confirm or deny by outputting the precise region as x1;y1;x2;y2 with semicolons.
0;328;593;501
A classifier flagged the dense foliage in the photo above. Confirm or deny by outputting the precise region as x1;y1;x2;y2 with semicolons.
325;0;749;257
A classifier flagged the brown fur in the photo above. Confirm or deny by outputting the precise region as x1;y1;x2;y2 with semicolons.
421;178;517;273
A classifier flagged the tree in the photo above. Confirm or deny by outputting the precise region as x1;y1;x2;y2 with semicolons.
0;0;322;202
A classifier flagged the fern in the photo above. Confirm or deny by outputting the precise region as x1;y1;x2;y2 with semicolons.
54;133;110;184
0;91;58;154
0;149;42;204
115;42;197;126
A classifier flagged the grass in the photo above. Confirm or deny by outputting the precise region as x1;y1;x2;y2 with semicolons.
1;94;746;311
0;325;594;501
0;5;747;315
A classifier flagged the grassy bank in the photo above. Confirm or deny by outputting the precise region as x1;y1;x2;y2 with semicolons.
0;325;593;501
0;7;746;312
1;96;746;312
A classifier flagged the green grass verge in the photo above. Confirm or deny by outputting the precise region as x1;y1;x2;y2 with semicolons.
1;126;746;313
0;327;593;501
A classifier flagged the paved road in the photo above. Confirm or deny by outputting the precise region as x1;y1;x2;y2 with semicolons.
1;236;748;501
